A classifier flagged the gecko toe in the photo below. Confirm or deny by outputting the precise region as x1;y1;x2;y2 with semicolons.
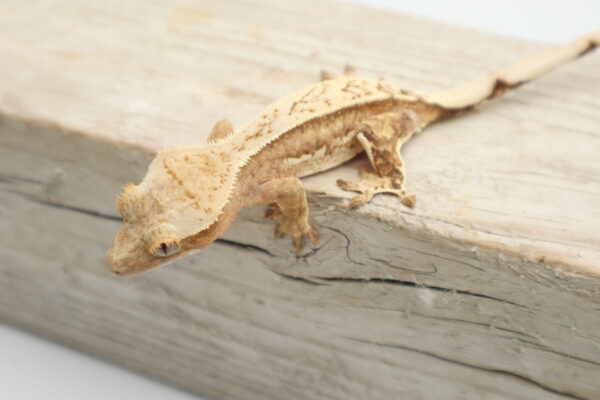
264;204;278;219
274;225;287;240
401;193;417;208
337;173;416;209
320;70;336;81
293;236;306;254
320;64;357;82
336;178;361;192
343;64;356;76
308;227;320;246
347;192;375;209
269;211;318;252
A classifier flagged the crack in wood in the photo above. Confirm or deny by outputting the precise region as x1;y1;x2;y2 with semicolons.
356;305;538;340
223;225;528;308
356;305;600;367
325;224;484;274
524;342;600;368
346;337;589;400
215;238;274;256
3;173;597;396
318;225;525;307
367;255;438;274
312;276;526;307
0;172;47;186
322;225;353;261
0;190;542;309
2;188;121;222
269;269;327;286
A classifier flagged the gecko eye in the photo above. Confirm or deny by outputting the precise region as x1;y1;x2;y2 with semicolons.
151;240;180;257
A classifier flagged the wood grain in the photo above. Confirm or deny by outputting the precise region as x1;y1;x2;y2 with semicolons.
1;0;599;399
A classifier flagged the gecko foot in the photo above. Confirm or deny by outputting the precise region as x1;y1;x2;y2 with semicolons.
264;204;319;253
336;167;416;209
320;64;356;81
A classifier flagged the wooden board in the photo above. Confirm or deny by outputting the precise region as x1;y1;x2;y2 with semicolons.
1;0;599;399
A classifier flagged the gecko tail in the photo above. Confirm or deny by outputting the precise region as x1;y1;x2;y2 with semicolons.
422;31;600;111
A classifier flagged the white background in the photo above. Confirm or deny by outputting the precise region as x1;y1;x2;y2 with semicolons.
1;1;598;399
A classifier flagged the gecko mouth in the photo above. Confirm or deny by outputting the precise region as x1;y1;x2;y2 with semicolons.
105;212;224;276
105;223;165;276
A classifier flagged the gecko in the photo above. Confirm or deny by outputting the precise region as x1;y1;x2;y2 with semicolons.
106;32;599;276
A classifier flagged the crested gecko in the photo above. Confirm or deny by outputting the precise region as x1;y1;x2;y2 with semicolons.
106;32;599;276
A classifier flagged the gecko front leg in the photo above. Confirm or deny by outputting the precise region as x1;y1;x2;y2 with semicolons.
258;177;319;253
208;119;234;141
337;111;421;209
320;64;356;81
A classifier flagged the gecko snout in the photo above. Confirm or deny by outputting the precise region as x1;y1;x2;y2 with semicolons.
106;223;155;276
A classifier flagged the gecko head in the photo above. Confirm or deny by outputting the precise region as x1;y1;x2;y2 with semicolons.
106;147;240;276
105;182;186;276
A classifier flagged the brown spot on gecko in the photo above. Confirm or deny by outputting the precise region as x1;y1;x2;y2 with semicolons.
288;85;326;115
247;127;266;141
376;81;397;97
163;160;198;204
288;101;300;115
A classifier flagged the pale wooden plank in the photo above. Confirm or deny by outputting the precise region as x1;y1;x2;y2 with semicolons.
1;0;598;275
1;0;599;399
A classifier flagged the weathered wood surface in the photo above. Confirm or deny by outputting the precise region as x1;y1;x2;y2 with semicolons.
1;1;599;399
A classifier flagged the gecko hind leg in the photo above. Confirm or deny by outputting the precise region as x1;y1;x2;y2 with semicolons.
320;64;356;81
258;177;319;254
337;111;420;209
